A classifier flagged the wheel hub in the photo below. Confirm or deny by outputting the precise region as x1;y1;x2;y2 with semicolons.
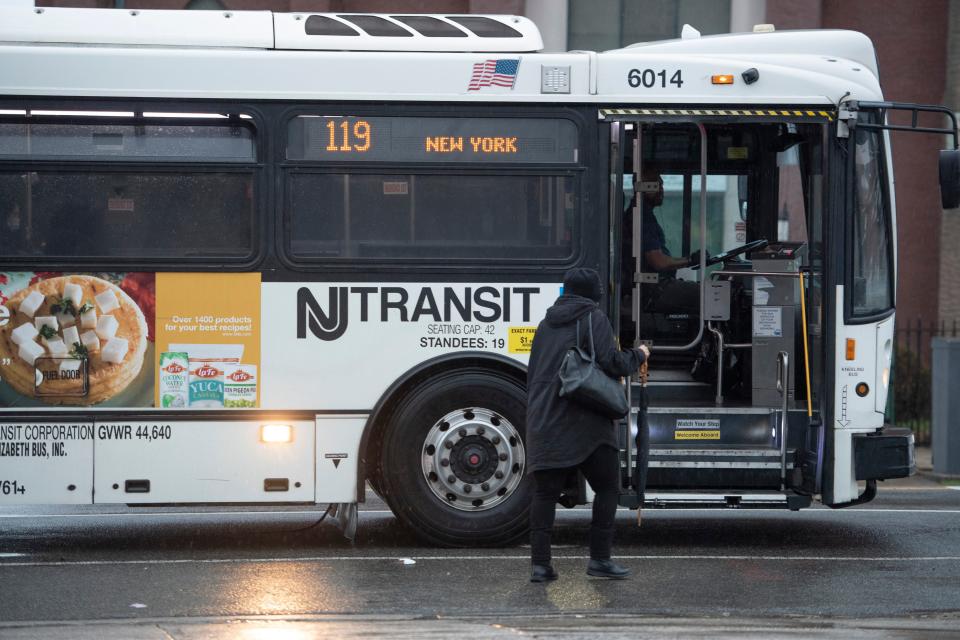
421;407;525;512
450;435;498;484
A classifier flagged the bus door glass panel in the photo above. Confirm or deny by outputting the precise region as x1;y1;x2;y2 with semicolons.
632;124;702;347
777;135;826;414
777;146;809;245
850;128;893;317
635;172;698;347
845;123;893;422
688;173;744;269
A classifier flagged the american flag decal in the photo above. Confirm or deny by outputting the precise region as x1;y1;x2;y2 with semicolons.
467;59;520;91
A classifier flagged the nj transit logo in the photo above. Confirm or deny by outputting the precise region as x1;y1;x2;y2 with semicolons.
297;286;540;341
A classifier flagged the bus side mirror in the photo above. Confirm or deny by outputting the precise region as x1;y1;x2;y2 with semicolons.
939;149;960;209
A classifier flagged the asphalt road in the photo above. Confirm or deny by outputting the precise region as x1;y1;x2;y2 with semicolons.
1;481;959;638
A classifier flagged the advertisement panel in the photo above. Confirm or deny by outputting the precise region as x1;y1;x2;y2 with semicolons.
0;272;261;410
2;274;559;411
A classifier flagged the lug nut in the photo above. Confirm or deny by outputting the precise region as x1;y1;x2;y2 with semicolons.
476;426;485;435
458;428;467;437
448;475;456;483
495;471;504;479
444;441;454;449
491;436;501;445
441;458;450;467
481;482;490;491
499;453;508;461
463;484;472;493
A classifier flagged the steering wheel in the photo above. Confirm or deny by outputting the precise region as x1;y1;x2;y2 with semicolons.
690;239;769;270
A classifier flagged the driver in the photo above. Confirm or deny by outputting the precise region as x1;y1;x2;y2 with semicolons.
623;168;703;315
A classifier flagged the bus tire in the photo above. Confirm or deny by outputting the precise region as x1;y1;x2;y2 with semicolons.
379;369;531;547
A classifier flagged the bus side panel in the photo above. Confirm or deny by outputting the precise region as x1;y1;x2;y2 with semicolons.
93;420;315;503
0;421;93;504
261;281;556;410
315;415;365;503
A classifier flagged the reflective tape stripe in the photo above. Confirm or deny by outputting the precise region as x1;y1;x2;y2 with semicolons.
599;107;835;121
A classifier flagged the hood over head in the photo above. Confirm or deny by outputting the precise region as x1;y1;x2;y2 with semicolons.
563;267;603;302
544;294;598;327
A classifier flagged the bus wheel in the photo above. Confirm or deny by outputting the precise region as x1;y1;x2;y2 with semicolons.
380;370;531;547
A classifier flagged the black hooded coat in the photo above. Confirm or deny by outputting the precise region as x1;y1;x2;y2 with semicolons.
526;294;645;472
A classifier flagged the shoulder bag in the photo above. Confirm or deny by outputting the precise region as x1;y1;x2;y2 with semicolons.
557;314;629;419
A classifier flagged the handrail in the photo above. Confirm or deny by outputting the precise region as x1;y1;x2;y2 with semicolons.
777;350;790;489
798;271;814;418
706;322;724;405
624;373;633;485
710;270;802;280
649;122;708;353
850;100;959;150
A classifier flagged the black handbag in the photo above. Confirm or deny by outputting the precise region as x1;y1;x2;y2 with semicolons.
557;314;629;419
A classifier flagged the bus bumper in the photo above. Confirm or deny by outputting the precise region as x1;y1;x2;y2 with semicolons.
853;426;916;480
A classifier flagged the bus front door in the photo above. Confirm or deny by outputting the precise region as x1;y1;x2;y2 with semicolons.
608;113;828;507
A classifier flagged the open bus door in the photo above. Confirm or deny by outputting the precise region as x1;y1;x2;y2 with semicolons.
604;108;833;509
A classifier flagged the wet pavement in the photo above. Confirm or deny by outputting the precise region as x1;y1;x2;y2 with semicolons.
0;450;958;638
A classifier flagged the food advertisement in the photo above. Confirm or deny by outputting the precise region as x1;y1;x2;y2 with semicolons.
154;273;261;409
0;272;153;407
0;272;260;410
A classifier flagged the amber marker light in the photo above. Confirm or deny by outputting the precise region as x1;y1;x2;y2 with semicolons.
261;423;293;444
712;74;735;85
856;382;870;397
845;338;856;360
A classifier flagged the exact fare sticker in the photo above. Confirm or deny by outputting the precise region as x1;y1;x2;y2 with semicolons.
674;418;720;440
508;326;536;354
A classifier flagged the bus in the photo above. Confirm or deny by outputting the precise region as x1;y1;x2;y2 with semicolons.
1;6;956;546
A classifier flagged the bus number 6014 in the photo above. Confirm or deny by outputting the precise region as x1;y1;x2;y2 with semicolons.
628;68;684;88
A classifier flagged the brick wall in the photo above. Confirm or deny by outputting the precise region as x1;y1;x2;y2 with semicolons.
768;0;950;328
939;1;960;326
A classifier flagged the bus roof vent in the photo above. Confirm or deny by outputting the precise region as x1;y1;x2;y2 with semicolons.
276;13;544;52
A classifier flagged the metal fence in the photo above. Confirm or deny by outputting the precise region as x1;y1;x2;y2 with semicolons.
893;318;959;444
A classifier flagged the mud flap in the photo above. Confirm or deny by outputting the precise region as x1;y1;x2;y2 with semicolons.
331;502;358;540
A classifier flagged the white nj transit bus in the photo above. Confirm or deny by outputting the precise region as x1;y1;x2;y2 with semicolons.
1;6;957;545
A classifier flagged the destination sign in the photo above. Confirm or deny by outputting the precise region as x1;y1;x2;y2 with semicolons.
287;116;579;164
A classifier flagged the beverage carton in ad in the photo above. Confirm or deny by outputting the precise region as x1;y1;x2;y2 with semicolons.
158;351;189;408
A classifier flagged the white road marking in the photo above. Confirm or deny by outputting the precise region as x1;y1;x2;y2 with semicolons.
4;507;960;519
2;555;960;568
0;511;328;519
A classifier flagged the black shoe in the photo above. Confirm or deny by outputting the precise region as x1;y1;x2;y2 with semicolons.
586;559;630;579
530;564;558;583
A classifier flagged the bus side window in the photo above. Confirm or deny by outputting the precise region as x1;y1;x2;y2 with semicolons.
286;173;576;261
0;115;258;262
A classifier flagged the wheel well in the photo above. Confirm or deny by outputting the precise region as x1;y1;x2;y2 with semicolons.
358;352;527;501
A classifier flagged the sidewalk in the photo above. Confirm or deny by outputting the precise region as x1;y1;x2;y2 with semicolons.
885;444;956;488
2;615;960;640
917;444;932;473
915;443;960;483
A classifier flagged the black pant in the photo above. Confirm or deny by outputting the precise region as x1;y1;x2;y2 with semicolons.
529;444;620;566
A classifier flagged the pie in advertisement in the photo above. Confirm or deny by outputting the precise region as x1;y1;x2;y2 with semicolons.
0;272;155;407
